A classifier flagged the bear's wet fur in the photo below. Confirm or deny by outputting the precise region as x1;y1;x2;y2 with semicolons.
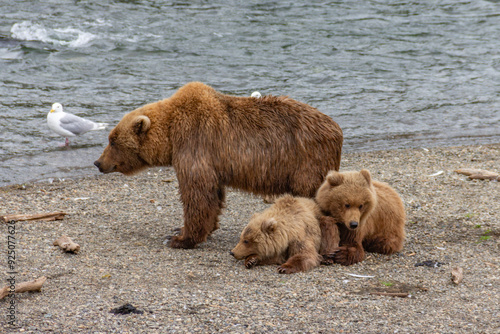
94;82;343;248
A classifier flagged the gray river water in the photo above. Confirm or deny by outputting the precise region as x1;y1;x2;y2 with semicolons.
1;1;499;186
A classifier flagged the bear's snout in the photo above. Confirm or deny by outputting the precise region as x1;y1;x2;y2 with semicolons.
93;160;106;173
229;251;235;257
94;159;116;174
349;221;359;229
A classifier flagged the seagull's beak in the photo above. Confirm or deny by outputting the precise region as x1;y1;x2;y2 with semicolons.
50;109;55;113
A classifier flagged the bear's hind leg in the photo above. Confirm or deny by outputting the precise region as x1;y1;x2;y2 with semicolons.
363;235;404;255
277;253;322;274
277;240;321;274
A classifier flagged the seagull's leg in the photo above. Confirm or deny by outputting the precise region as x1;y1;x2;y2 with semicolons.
65;138;69;146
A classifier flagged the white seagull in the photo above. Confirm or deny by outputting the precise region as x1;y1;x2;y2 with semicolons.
251;91;262;98
47;103;108;146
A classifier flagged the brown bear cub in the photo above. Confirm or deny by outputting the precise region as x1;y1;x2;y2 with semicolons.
94;82;343;249
316;169;406;266
230;195;324;274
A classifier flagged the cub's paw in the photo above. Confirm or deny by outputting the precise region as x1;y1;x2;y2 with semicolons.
320;251;338;265
277;264;298;274
331;246;363;266
244;255;259;269
321;258;334;266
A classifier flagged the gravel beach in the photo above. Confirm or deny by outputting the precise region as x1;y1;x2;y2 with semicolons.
1;144;499;333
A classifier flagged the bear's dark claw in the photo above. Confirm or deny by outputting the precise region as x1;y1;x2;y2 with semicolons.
277;265;297;274
245;260;256;269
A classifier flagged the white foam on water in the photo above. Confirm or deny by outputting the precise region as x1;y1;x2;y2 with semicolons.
53;27;96;47
10;21;96;48
10;21;49;42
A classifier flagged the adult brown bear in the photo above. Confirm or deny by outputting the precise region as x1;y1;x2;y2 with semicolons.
94;82;343;249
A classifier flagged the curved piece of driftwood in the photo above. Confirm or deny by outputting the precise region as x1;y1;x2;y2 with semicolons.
0;276;47;300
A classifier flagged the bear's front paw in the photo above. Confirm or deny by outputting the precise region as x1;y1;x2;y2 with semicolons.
163;228;184;245
244;255;259;269
332;246;364;266
165;235;197;249
277;264;298;274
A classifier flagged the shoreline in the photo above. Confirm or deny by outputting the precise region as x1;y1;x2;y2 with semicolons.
3;138;500;189
1;143;499;333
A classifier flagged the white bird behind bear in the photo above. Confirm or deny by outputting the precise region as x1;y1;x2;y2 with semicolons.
47;103;108;146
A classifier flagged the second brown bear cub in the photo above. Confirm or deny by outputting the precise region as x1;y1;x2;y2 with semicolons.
316;169;406;266
230;195;324;274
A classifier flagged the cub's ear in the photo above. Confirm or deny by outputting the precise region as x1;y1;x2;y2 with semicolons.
261;218;277;234
360;169;372;186
326;171;343;187
133;115;151;135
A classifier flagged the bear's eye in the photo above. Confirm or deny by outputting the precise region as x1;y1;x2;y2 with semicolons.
243;240;249;244
359;204;363;210
109;135;118;147
345;204;350;209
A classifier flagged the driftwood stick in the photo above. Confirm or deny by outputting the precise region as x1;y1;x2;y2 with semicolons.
53;236;80;253
369;292;410;298
0;276;47;300
1;212;67;223
469;174;500;181
455;168;500;181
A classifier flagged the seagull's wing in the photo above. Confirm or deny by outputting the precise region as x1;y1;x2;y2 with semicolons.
59;113;96;135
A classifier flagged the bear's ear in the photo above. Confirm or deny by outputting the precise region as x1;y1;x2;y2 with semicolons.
360;169;372;186
261;218;277;234
133;116;151;135
326;171;343;187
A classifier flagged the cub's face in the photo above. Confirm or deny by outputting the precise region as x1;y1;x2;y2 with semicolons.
230;217;277;260
94;112;152;176
316;169;375;231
